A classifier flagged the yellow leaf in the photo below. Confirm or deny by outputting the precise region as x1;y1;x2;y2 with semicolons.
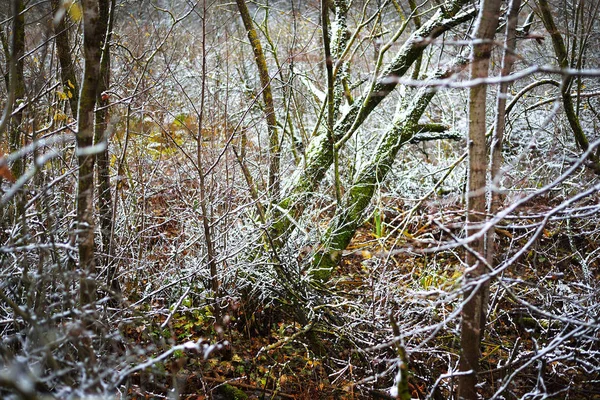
67;1;83;22
54;111;67;121
231;354;242;363
57;91;68;100
67;79;75;89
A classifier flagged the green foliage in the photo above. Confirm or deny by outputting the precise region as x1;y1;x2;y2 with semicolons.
173;112;191;128
417;263;461;290
172;303;214;339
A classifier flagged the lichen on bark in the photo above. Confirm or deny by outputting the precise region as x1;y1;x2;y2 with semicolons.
310;59;466;280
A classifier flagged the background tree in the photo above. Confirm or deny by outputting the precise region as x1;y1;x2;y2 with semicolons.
7;0;24;182
51;0;80;116
94;0;118;296
536;0;600;172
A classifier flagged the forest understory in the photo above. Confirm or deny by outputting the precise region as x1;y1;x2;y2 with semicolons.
2;0;600;398
113;193;600;400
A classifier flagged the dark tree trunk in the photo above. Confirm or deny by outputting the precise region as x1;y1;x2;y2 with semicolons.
94;0;120;298
77;0;110;306
9;0;25;180
51;0;80;116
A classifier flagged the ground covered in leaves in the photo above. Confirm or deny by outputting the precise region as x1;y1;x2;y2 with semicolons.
120;202;600;399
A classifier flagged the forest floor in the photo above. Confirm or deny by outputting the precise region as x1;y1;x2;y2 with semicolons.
121;204;600;400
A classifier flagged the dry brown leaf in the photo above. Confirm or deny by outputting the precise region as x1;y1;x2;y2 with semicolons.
0;149;16;183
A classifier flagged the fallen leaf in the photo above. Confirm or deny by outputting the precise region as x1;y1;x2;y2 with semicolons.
0;150;16;183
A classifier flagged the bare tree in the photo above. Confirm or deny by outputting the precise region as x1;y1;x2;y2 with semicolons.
7;0;24;181
458;0;503;397
94;0;119;296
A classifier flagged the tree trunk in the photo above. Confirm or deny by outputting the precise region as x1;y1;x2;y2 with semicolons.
458;0;502;398
322;0;338;204
198;0;220;321
77;0;109;306
95;0;119;297
5;0;27;287
487;0;521;273
331;0;349;117
9;0;25;181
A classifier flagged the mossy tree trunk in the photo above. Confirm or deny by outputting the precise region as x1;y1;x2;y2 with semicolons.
235;0;281;198
331;0;349;117
273;0;475;240
311;59;466;280
322;0;337;203
536;0;600;172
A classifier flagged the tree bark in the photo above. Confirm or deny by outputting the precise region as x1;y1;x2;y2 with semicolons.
487;0;521;274
198;0;220;321
322;0;339;204
458;0;503;398
94;0;119;297
9;0;25;180
331;0;349;117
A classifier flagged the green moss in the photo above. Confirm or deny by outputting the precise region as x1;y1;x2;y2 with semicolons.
310;251;340;281
219;383;248;400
